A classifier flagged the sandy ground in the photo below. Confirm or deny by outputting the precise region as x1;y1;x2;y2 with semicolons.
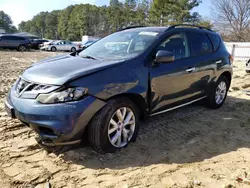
1;51;250;188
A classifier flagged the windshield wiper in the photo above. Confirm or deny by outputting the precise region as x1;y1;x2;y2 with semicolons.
81;55;97;60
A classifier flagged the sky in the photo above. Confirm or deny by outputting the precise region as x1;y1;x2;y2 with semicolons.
0;0;212;28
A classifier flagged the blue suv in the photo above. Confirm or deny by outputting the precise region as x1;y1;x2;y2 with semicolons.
5;25;233;153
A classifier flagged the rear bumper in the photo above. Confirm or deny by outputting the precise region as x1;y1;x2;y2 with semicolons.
6;87;106;145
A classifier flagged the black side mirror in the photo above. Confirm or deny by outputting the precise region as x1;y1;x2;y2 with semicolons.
155;50;174;63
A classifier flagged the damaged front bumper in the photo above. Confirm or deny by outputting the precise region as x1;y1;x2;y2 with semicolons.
5;88;106;146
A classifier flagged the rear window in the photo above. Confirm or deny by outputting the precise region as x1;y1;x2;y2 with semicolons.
208;34;221;51
188;32;213;57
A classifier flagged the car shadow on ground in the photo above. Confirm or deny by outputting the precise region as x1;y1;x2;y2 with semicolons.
52;95;250;170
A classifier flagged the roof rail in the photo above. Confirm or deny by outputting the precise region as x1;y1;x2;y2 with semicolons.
118;25;145;31
167;24;213;32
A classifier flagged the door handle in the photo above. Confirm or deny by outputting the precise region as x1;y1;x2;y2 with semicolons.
186;67;196;72
216;60;222;64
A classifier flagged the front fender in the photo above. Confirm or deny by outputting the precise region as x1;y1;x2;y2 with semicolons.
68;58;149;101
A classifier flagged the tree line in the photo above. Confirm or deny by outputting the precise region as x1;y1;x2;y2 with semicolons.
17;0;211;41
0;11;17;33
211;0;250;42
3;0;250;42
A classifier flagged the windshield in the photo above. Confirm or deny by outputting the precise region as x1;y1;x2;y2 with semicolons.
79;31;159;60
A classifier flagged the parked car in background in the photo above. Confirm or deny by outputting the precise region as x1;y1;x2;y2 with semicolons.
80;40;98;50
5;25;233;154
0;35;31;51
40;40;80;52
30;39;49;50
39;40;54;48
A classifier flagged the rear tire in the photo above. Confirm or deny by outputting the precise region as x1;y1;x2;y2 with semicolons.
246;70;250;73
205;76;229;109
88;97;140;154
51;46;57;52
18;45;27;51
71;47;76;52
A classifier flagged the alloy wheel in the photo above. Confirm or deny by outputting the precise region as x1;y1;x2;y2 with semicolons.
19;46;26;51
108;107;136;148
215;81;227;105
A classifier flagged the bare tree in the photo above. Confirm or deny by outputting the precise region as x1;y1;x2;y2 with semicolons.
211;0;250;41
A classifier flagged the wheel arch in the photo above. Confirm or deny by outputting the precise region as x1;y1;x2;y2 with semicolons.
18;44;27;50
106;93;148;119
220;71;232;88
51;46;57;50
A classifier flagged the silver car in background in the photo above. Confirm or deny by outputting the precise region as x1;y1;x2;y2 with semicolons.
40;40;80;52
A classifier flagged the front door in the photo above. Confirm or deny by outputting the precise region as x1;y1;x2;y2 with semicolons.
65;41;72;51
56;42;64;51
150;32;203;114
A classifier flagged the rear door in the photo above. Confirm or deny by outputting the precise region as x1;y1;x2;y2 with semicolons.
150;32;203;113
1;36;13;48
186;31;217;94
15;36;27;46
8;36;20;48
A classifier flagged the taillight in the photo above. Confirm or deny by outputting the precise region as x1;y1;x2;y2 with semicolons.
229;54;234;64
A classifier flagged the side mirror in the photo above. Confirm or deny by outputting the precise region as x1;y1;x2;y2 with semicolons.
155;50;174;63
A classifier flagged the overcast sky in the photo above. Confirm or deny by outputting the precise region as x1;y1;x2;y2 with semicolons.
0;0;212;27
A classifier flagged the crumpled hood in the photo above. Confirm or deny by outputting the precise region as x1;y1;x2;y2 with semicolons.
22;55;123;85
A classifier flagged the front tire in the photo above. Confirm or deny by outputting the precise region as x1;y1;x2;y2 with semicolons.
246;70;250;73
205;76;229;109
71;47;76;52
51;46;57;52
88;97;139;154
18;45;27;51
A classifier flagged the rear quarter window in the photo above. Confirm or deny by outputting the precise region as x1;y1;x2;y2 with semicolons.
188;32;213;57
208;34;221;51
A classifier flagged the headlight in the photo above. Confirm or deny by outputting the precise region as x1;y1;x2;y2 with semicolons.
37;87;88;104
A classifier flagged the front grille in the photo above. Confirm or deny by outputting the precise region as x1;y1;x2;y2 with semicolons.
16;78;31;95
14;78;59;99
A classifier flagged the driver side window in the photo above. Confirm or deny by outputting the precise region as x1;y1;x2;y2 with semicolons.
157;33;190;60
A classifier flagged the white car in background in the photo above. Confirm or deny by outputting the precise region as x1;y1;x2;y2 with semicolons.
40;40;80;52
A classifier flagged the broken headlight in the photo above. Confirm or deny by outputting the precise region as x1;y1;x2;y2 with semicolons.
37;87;88;104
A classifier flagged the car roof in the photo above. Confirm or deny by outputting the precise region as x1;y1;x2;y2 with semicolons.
170;27;220;36
0;34;29;39
119;25;220;36
120;26;169;33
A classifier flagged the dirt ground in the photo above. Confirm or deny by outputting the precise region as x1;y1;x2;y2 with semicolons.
1;51;250;188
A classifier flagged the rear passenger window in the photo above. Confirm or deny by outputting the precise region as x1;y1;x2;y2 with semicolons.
15;37;26;41
208;34;221;51
188;32;213;56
